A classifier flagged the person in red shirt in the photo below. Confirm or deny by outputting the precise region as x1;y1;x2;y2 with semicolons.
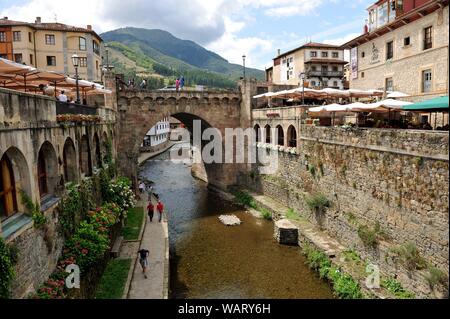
156;200;164;223
147;201;154;223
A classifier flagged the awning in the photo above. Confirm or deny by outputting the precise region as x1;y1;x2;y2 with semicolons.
403;96;449;112
0;57;36;74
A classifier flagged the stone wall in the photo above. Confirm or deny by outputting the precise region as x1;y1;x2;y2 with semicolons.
244;125;449;298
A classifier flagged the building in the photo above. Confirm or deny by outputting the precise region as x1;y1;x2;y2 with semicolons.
270;43;347;89
342;0;449;101
142;117;171;150
0;17;103;82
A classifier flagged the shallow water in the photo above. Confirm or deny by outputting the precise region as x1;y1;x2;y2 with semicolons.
139;144;334;299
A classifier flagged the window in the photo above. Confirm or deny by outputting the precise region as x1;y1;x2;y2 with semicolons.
333;81;338;87
14;54;23;64
311;81;316;87
45;34;55;45
1;154;18;220
28;32;32;42
386;41;394;60
13;31;21;42
46;56;56;66
37;149;48;198
79;57;87;67
332;66;338;72
332;52;339;58
422;69;432;93
404;36;411;46
385;77;394;92
0;54;7;59
424;26;432;50
310;51;317;58
30;54;34;65
311;66;317;71
79;37;86;51
361;51;365;58
322;52;328;58
378;1;388;27
93;40;100;55
0;32;6;42
321;65;328;73
361;72;365;78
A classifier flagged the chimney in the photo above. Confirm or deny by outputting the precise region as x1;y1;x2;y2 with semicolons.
277;49;281;56
87;25;92;31
35;17;41;24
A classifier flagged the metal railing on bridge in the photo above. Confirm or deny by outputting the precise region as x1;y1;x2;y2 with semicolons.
56;101;98;116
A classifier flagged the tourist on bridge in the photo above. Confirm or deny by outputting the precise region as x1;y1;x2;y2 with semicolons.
175;78;180;91
180;76;185;90
58;91;68;102
137;249;150;279
140;79;147;90
147;200;155;223
156;200;165;223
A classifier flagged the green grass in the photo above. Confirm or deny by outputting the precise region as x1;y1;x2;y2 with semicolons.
285;208;304;221
122;207;144;241
95;258;132;299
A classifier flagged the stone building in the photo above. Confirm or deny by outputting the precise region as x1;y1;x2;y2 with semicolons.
270;43;347;89
342;0;449;101
0;83;115;297
0;17;103;82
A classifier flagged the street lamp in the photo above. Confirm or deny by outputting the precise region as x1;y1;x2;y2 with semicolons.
71;54;80;104
300;72;306;105
242;55;246;79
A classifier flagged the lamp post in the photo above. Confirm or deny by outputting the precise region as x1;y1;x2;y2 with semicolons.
71;54;80;104
300;72;306;105
242;55;246;79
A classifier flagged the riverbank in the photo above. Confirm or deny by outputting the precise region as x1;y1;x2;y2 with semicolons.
229;189;418;299
138;141;182;165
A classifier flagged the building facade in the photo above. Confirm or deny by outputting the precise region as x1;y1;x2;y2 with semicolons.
142;117;171;149
271;43;347;89
0;17;103;82
343;0;449;101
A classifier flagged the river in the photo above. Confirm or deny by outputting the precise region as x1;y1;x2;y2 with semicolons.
139;143;334;299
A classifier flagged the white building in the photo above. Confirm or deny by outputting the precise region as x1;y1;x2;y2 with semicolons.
142;117;170;148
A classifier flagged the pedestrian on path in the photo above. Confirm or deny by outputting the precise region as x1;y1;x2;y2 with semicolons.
139;181;146;194
156;200;165;223
147;201;155;223
137;249;150;279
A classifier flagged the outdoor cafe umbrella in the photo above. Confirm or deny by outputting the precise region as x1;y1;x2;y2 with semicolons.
387;91;410;99
403;96;449;112
0;57;36;74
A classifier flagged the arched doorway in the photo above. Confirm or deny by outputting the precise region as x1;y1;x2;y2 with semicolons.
276;125;284;146
287;125;297;148
79;135;92;176
63;137;77;183
265;125;271;144
254;124;261;143
37;142;58;198
1;154;18;220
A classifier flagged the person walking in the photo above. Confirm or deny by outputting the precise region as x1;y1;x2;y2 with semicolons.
175;78;180;91
180;76;185;90
156;200;165;223
139;181;146;194
147;200;155;223
137;249;150;279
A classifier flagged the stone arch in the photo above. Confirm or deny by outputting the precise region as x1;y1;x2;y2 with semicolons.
118;97;129;111
276;125;285;146
211;97;220;105
254;124;261;143
287;125;297;148
130;97;142;109
167;97;177;105
37;141;59;198
79;135;92;176
156;97;165;105
63;137;77;183
93;132;102;168
231;97;240;105
1;147;31;218
102;131;109;162
222;97;230;105
264;124;272;144
178;97;188;106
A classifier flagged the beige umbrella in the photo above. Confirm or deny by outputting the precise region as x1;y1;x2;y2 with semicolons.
0;57;36;74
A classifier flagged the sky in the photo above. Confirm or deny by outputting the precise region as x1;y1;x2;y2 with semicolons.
0;0;372;69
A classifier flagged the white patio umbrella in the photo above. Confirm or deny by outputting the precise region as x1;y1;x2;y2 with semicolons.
387;91;410;99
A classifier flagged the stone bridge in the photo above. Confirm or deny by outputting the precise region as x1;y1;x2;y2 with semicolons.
116;81;255;190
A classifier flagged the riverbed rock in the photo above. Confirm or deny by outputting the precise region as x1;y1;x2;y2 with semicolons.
219;215;242;226
274;219;299;245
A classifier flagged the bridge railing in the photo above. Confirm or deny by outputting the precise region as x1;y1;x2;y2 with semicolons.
56;101;98;116
118;87;240;95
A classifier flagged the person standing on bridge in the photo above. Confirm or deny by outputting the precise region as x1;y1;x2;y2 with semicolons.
180;76;185;90
156;200;165;223
175;78;180;91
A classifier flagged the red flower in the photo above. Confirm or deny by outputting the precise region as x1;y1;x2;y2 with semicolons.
81;248;89;255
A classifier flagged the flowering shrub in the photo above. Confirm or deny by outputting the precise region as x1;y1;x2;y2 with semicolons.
57;114;101;123
86;204;121;234
33;278;66;299
105;178;135;215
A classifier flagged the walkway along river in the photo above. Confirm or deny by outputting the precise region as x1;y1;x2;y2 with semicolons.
139;144;334;299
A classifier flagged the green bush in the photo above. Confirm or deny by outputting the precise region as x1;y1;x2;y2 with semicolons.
389;242;427;271
105;178;136;214
286;208;303;221
20;191;46;229
425;266;448;289
59;184;83;238
260;208;272;221
305;193;330;212
232;191;258;210
357;222;387;249
381;278;415;299
0;238;17;299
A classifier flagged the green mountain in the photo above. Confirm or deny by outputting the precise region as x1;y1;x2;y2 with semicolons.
101;27;264;89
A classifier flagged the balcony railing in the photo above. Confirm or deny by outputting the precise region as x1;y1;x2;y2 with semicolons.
307;71;343;78
56;101;98;115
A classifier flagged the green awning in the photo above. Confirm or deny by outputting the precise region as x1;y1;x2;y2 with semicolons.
403;96;449;112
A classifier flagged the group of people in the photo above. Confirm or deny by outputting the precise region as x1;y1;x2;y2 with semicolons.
175;76;185;91
56;90;87;105
137;180;166;279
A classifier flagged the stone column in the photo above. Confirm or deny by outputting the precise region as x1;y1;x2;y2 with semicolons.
104;71;118;111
